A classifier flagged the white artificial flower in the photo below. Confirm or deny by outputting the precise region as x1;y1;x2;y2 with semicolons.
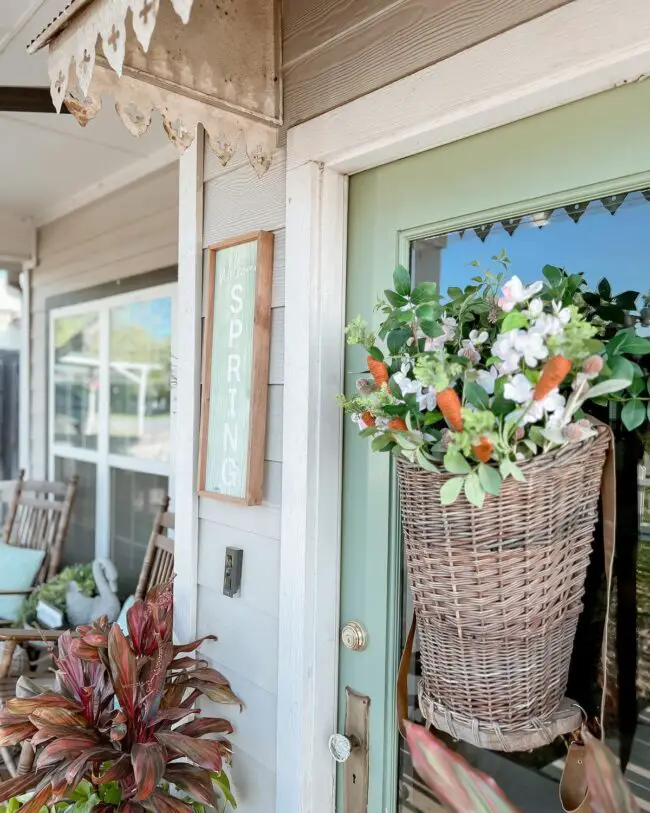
552;301;572;324
417;386;437;412
546;407;567;431
476;366;498;395
540;388;565;415
393;371;421;397
424;335;446;351
529;313;564;338
469;329;488;345
498;276;544;312
504;373;534;404
493;331;522;374
460;340;481;364
513;331;549;368
526;298;544;318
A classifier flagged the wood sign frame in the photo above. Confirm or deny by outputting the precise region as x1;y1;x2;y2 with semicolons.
198;231;274;505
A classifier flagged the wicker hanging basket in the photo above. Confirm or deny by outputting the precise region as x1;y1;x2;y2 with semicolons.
396;424;611;752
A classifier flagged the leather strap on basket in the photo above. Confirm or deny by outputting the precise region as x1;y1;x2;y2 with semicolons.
396;422;617;743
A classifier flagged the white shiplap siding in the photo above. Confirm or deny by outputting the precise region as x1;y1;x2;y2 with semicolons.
196;147;285;812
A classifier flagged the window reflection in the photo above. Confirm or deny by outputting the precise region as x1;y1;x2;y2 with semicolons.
53;313;100;450
109;298;172;461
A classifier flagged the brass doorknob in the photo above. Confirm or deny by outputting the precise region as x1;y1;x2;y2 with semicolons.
341;621;368;651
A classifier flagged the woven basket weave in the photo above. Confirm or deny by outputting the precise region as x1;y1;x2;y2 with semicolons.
396;425;610;751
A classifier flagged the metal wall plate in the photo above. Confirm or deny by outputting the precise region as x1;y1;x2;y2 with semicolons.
344;688;370;812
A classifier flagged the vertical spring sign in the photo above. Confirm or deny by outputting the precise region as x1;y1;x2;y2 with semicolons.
199;232;273;504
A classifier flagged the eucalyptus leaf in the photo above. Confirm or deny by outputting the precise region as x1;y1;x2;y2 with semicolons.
440;477;465;506
416;448;439;473
478;464;501;496
372;434;394;452
464;473;485;508
444;449;471;475
587;378;632;399
393;264;412;297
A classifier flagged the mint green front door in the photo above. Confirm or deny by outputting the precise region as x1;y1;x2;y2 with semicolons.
337;80;650;812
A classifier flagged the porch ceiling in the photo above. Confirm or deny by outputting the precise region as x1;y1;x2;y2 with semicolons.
0;0;174;225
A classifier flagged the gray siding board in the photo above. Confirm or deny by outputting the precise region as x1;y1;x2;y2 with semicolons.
283;0;572;127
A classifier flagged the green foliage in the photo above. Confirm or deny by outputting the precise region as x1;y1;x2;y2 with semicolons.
0;583;240;812
19;565;95;627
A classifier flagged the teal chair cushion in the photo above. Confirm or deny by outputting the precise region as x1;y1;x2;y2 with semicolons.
0;543;46;623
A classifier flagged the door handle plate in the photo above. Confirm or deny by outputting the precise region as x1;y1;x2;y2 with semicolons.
343;687;370;812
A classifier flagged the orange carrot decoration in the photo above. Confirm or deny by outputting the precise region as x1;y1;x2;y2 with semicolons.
533;355;572;401
361;411;376;427
388;418;408;431
472;436;493;463
437;388;463;432
367;356;390;389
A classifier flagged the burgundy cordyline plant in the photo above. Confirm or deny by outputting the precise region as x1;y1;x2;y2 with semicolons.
0;582;241;812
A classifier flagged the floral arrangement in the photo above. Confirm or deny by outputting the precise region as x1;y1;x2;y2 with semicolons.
339;256;650;507
0;582;239;812
19;564;96;628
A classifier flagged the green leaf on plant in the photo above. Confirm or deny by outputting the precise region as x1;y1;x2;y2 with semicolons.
478;464;501;496
614;290;640;310
415;304;435;321
542;264;563;286
598;277;612;300
501;311;529;332
393;264;411;297
384;289;407;308
628;376;645;397
411;281;437;304
440;477;465;506
491;395;516;417
372;434;394;452
500;459;525;482
464;381;490;409
447;286;463;299
621;399;646;431
387;328;412;355
624;336;650;356
608;355;636;382
464;473;485;508
420;320;443;339
444;449;471;475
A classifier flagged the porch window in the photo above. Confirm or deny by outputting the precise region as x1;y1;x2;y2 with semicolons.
50;284;175;597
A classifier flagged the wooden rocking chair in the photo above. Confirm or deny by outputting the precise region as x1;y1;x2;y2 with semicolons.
0;471;79;622
0;497;175;778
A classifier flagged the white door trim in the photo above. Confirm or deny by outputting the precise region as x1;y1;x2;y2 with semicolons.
277;1;650;811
